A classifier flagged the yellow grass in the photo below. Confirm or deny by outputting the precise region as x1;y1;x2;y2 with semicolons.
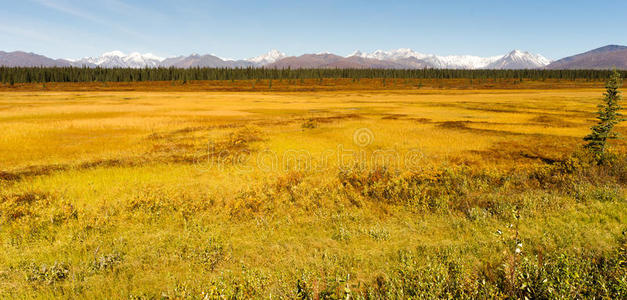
0;87;625;298
0;88;617;169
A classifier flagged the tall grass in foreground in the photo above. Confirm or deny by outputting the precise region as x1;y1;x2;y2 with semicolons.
1;147;625;298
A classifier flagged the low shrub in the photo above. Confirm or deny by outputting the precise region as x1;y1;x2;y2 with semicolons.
301;118;317;129
0;191;51;223
25;262;70;285
89;252;123;273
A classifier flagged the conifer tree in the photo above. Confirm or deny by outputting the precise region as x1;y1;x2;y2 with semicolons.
584;70;624;160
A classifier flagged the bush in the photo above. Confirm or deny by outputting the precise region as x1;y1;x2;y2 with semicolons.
0;191;51;223
89;252;123;273
301;118;317;129
26;262;70;285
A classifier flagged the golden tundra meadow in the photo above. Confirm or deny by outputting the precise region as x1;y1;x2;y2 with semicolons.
0;85;626;298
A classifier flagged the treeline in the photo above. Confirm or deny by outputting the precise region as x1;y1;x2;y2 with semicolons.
0;67;625;84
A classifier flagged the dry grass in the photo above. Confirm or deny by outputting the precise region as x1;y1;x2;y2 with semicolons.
0;84;625;298
0;88;618;171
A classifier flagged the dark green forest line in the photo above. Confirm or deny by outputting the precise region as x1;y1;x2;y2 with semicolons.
1;67;625;84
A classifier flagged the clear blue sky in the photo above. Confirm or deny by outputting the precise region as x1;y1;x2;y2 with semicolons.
1;0;626;60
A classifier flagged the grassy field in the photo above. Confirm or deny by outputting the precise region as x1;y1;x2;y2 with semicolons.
0;84;626;298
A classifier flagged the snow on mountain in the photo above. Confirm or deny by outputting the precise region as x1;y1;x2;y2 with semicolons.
350;48;550;69
71;50;279;68
422;54;504;69
72;51;164;68
33;48;551;69
161;53;255;68
247;50;286;66
485;50;551;69
351;48;502;69
348;50;363;57
351;48;430;61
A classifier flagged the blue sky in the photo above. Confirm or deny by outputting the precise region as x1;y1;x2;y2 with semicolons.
1;0;626;60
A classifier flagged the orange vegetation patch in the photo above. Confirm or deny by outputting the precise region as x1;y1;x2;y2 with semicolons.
0;78;606;92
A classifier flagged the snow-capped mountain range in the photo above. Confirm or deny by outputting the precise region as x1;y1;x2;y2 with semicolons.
4;45;627;70
1;48;552;69
66;48;550;69
247;49;287;66
350;48;551;69
67;50;288;68
69;51;164;68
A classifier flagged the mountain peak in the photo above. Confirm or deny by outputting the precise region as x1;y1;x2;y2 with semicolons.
348;50;363;57
360;48;429;61
248;50;286;65
102;50;126;57
71;51;165;68
486;50;551;69
266;49;283;56
508;50;525;55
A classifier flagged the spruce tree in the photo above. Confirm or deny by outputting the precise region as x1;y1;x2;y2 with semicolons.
584;70;624;160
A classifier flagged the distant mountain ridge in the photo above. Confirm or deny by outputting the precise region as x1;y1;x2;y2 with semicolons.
69;51;162;68
485;50;552;69
267;53;409;69
0;45;625;69
349;48;503;69
0;51;71;67
247;50;287;65
324;49;549;69
546;45;627;70
159;54;254;68
66;51;278;68
0;48;551;69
